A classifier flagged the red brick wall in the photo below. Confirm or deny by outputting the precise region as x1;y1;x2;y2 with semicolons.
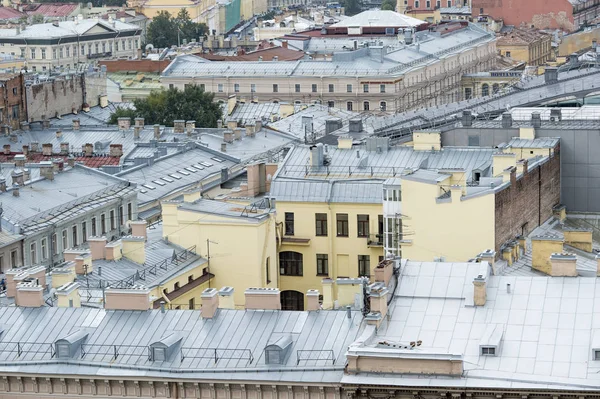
494;147;561;254
473;0;576;31
0;74;26;129
99;59;171;73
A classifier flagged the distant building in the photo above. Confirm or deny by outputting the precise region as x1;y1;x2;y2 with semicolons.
0;73;26;130
161;19;497;113
21;3;81;19
461;70;524;100
0;19;141;73
496;27;552;66
399;0;471;23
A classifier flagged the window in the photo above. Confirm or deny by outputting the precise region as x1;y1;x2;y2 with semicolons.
316;254;329;276
336;213;349;237
363;84;369;93
380;84;386;93
66;46;70;57
312;84;317;92
328;84;334;93
481;347;496;356
234;83;240;92
295;83;301;93
358;255;370;277
41;238;48;261
101;214;106;234
0;256;3;272
10;250;17;267
119;206;124;226
218;83;224;93
285;212;294;235
315;213;327;236
492;83;500;94
81;45;85;55
20;48;25;58
426;0;430;7
347;102;353;111
327;101;335;108
199;83;205;91
52;234;57;255
481;83;489;97
30;243;37;264
72;225;78;247
380;101;387;111
12;87;17;96
102;43;106;53
506;51;511;58
251;83;256;93
266;257;271;284
30;48;36;59
465;88;473;100
273;84;279;93
280;290;304;310
128;202;133;221
95;43;99;53
82;222;87;243
110;210;116;230
347;84;353;93
357;215;369;237
415;0;420;7
189;297;195;309
11;105;18;120
447;0;451;6
279;251;303;275
595;350;600;361
91;217;97;236
363;101;370;111
41;48;46;59
62;230;68;250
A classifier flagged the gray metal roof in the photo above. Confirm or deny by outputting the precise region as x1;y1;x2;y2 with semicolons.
0;164;133;236
507;137;560;149
270;178;384;203
50;103;135;127
0;19;138;39
0;306;361;381
328;10;423;28
178;198;273;222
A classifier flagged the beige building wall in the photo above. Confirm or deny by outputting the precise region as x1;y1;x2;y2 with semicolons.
401;179;496;262
162;202;277;307
275;201;384;307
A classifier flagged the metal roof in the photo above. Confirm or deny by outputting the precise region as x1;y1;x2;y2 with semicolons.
178;198;273;222
0;306;361;381
507;137;560;149
0;19;138;39
270;178;384;203
329;10;424;28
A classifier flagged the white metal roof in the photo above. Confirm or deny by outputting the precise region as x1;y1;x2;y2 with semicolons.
329;10;424;28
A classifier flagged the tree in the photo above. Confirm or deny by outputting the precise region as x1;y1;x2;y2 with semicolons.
109;85;222;127
343;0;362;16
108;106;137;125
31;14;45;24
147;9;208;48
381;0;395;10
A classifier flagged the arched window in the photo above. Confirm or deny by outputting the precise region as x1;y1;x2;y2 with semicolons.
281;290;304;310
380;101;387;111
279;251;303;276
482;83;490;97
363;101;370;111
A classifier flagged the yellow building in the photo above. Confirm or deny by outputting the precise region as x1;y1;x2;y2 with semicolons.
461;70;523;100
497;27;552;66
161;191;278;308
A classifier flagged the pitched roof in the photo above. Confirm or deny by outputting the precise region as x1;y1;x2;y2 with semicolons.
22;2;78;17
197;46;305;62
329;10;424;28
0;6;25;19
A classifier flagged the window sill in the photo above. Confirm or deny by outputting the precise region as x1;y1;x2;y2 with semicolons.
316;274;329;277
315;234;328;237
280;274;303;277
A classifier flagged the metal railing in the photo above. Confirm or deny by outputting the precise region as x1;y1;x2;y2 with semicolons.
367;234;384;246
80;343;149;361
180;348;254;364
296;349;335;365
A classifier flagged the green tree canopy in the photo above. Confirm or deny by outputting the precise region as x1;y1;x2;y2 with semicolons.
146;9;208;48
343;0;362;16
109;85;222;127
381;0;395;10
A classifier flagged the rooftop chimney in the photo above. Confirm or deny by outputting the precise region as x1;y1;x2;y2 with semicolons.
60;142;69;155
56;282;81;307
134;117;144;128
218;286;235;309
72;119;80;130
2;144;9;155
461;110;473;127
22;145;29;158
473;263;489;306
544;67;558;84
30;142;39;153
244;288;281;310
549;252;577;277
186;120;196;136
201;288;219;318
129;220;147;241
11;169;23;186
109;144;123;158
15;281;44;307
105;240;123;261
104;285;151;310
5;269;25;298
51;263;76;289
154;124;161;140
84;143;94;157
88;237;107;260
0;178;6;192
223;130;234;143
42;143;53;156
310;143;324;169
14;154;25;168
74;252;93;275
173;120;185;133
117;117;131;131
365;282;388;327
11;183;19;197
134;126;142;140
56;129;63;140
306;289;320;311
122;236;145;264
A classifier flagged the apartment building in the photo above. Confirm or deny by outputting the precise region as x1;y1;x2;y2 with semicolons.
460;70;523;100
0;73;26;130
0;163;137;267
497;27;552;66
161;20;497;113
399;0;471;23
0;19;141;72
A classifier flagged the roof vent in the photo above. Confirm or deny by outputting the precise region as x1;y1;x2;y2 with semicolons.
149;333;183;362
265;335;293;365
55;330;88;358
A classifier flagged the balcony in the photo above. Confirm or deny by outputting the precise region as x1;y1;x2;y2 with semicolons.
278;236;311;246
367;233;384;247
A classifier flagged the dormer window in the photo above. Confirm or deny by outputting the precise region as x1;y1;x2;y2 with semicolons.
481;347;496;356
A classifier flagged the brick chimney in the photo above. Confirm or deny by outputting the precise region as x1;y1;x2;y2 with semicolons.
3;144;10;155
130;220;147;241
365;282;388;327
60;142;69;155
473;263;488;306
5;269;25;298
0;177;7;192
72;118;80;130
42;143;53;156
105;240;123;261
74;252;93;275
51;263;76;288
134;125;142;139
104;285;151;310
22;145;29;158
201;288;219;318
88;237;107;260
30;142;39;153
244;288;281;310
245;124;256;138
11;169;24;186
56;282;81;307
117;117;131;130
11;183;19;197
122;236;145;264
135;117;144;128
549;253;577;277
14;154;25;168
186;120;195;136
84;143;93;157
374;258;393;286
56;129;62;139
174;120;185;133
306;289;320;311
15;281;44;307
63;249;87;262
27;265;47;288
154;124;161;140
233;128;243;141
218;286;235;309
109;144;123;157
223;130;233;143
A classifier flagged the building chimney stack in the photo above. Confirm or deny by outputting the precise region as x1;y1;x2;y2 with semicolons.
72;119;80;130
129;220;147;241
88;237;107;260
244;288;281;310
201;288;219;318
218;286;235;309
104;285;151;310
306;289;320;311
42;143;53;156
15;281;44;307
154;124;161;140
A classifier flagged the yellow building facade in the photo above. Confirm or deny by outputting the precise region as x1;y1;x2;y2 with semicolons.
161;195;278;307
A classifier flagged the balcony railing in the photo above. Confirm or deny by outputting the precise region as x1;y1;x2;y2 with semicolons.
87;51;112;59
367;233;384;247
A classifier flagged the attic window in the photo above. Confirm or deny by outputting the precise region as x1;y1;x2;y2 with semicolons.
265;349;281;364
152;347;166;362
481;347;496;356
264;335;292;365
